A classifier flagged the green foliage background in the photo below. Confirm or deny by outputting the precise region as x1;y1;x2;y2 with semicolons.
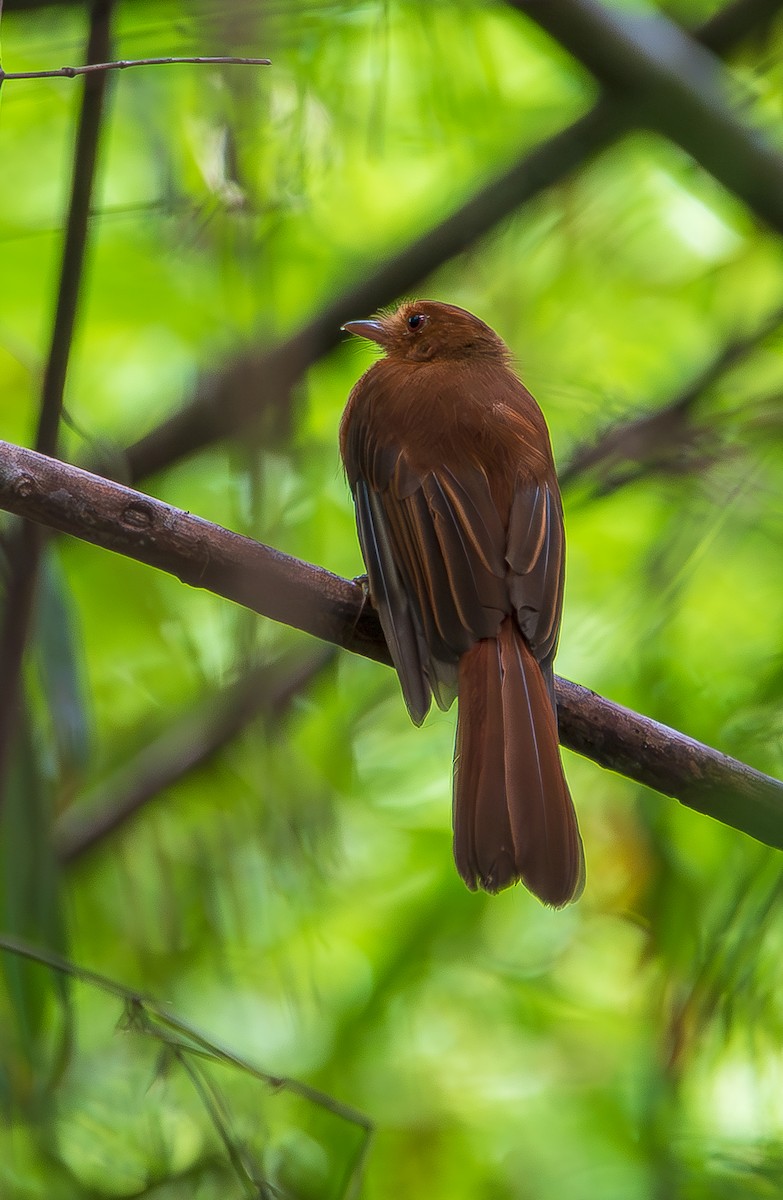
1;0;783;1196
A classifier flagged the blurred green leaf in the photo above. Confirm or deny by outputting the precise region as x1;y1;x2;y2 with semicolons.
0;708;69;1112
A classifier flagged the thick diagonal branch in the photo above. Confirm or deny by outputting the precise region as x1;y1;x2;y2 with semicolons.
116;0;774;485
0;440;780;851
512;0;783;233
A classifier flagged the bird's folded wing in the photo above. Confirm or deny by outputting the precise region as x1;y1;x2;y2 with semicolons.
354;449;511;716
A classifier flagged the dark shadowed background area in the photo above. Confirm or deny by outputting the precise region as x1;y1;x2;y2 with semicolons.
1;0;783;1196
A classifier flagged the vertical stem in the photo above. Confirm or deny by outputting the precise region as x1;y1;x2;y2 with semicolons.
36;0;113;456
0;0;113;813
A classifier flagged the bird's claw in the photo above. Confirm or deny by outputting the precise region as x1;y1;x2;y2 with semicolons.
350;573;372;629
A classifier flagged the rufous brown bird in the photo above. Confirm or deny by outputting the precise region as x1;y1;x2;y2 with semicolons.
340;300;584;906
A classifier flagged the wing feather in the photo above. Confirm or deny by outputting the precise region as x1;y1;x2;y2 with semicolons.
437;466;507;576
506;481;547;573
421;473;504;642
354;480;430;725
507;480;565;671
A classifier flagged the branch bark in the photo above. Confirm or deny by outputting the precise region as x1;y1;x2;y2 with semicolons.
0;440;780;851
0;56;270;81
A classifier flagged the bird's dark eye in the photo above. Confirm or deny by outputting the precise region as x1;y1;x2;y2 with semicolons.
407;313;426;330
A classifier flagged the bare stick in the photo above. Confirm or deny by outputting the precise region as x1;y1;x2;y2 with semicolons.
556;679;783;847
0;56;270;82
0;439;780;850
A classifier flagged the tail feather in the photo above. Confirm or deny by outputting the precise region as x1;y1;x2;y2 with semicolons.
453;618;584;906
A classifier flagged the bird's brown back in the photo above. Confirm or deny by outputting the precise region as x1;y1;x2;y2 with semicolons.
341;356;554;521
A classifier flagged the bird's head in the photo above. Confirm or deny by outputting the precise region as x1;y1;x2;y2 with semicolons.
342;300;510;363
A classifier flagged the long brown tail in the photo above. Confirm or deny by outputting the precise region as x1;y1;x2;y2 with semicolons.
453;617;584;906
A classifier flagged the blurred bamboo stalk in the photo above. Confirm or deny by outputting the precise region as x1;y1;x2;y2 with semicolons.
0;0;114;818
56;647;335;863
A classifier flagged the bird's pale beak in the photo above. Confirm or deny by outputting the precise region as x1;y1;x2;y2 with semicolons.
341;318;387;346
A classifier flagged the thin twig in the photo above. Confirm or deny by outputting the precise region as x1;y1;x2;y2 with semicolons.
0;56;270;82
171;1047;260;1197
0;0;112;817
0;932;372;1135
0;440;780;850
